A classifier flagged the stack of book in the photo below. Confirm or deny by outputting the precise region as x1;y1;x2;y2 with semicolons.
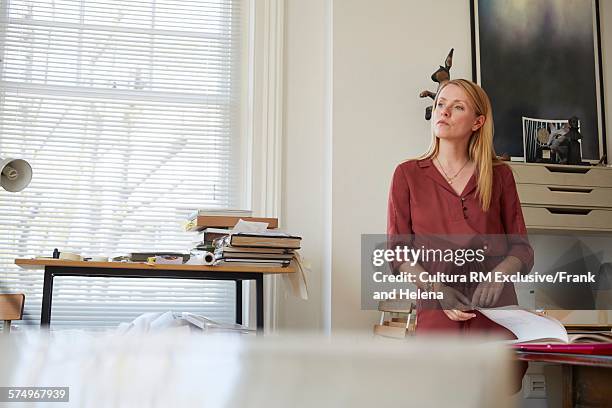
187;209;278;253
186;210;290;267
214;231;301;268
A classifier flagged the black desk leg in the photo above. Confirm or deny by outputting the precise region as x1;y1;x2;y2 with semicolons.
256;275;264;331
41;269;54;327
235;280;242;325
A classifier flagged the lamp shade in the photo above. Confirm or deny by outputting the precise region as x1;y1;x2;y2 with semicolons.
0;157;32;192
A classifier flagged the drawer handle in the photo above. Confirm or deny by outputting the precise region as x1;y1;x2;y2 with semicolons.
546;207;591;215
547;186;593;193
545;166;590;174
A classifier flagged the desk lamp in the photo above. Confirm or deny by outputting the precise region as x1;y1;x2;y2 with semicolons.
0;157;32;192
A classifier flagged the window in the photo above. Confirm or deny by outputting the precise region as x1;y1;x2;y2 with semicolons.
0;0;247;329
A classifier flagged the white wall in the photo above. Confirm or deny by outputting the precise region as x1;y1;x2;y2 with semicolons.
331;0;472;330
278;0;329;331
280;0;612;333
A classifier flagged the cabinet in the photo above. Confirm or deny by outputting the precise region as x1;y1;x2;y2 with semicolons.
510;163;612;327
509;162;612;232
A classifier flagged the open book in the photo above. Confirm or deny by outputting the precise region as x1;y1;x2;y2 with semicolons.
479;306;612;344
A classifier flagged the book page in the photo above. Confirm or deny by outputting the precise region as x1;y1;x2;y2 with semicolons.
479;306;569;344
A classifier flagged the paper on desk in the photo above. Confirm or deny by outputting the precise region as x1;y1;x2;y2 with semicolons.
152;255;184;264
231;219;269;233
478;306;568;344
282;251;309;300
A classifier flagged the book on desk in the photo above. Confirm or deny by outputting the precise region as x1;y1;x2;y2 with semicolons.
185;215;279;231
213;231;301;267
479;306;612;355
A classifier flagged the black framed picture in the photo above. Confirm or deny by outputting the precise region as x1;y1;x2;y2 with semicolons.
470;0;606;163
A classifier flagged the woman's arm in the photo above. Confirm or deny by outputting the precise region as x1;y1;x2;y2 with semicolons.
387;164;413;275
499;166;534;275
387;164;431;286
398;259;474;320
472;165;534;307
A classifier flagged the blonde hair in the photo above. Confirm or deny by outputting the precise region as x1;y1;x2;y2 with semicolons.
418;79;502;211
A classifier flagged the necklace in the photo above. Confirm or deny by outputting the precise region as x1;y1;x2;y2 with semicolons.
435;157;470;185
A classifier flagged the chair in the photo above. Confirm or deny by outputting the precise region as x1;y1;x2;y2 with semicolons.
373;300;416;339
0;294;25;334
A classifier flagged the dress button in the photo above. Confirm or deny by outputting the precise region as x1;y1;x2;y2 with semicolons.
463;207;467;211
483;244;488;250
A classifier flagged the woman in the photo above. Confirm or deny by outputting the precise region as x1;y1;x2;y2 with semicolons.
387;79;533;388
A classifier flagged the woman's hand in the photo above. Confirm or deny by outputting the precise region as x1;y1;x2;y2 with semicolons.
471;281;504;308
471;257;522;308
442;309;476;321
438;285;475;321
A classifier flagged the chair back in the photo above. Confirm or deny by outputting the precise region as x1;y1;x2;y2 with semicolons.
0;294;25;334
373;300;416;339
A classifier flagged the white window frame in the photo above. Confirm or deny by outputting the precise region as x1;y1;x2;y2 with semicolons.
245;0;285;332
0;0;285;330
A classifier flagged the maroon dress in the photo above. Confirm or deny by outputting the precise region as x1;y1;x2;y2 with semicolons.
387;158;534;334
387;158;533;390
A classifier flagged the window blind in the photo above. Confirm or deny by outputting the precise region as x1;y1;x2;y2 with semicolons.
0;0;245;329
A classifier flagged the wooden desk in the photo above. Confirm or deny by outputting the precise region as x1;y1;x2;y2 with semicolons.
15;259;295;331
516;351;612;407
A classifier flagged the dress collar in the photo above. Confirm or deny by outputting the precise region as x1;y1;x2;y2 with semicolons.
417;158;478;198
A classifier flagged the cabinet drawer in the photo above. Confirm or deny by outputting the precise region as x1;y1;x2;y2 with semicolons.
522;206;612;231
510;163;612;187
517;184;612;208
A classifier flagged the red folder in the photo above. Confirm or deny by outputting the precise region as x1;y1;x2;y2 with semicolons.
513;343;612;356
